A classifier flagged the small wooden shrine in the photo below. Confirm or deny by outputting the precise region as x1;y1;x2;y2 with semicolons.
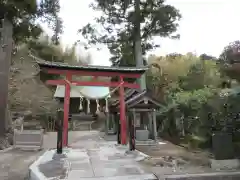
109;89;163;145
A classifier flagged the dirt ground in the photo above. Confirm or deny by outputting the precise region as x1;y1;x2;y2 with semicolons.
137;140;211;164
100;133;215;175
0;131;85;180
101;133;211;166
136;139;216;176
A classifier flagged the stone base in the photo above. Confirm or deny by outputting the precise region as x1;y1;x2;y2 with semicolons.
52;152;67;160
136;130;149;141
211;159;240;170
136;139;157;145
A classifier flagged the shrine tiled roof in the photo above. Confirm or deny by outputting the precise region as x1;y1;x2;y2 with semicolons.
111;89;164;110
126;90;164;109
35;58;148;74
110;89;140;106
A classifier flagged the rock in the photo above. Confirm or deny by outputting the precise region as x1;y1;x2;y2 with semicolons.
176;158;188;166
164;156;174;162
0;136;10;150
0;125;14;149
6;133;13;145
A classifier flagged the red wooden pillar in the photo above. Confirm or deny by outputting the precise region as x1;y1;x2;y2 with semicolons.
119;76;127;145
63;73;72;146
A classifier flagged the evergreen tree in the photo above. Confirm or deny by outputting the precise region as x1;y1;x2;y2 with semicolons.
0;0;62;42
79;0;181;66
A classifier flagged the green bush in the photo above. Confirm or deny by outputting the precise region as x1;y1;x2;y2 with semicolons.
186;135;209;149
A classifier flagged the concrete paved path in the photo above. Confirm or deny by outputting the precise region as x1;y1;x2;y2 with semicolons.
0;131;89;180
33;131;157;179
0;149;42;180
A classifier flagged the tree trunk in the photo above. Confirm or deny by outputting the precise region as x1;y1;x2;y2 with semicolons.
0;19;13;137
134;0;146;90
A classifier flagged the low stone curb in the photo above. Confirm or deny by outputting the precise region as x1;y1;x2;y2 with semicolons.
29;149;54;180
160;171;240;180
0;146;13;153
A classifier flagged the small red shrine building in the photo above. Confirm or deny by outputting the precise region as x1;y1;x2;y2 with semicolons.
36;59;147;146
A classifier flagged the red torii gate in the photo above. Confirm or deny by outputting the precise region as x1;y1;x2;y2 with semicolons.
37;60;147;146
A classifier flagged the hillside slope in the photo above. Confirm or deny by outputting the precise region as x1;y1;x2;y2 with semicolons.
8;48;59;119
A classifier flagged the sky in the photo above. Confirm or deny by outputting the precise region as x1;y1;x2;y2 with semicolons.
42;0;240;66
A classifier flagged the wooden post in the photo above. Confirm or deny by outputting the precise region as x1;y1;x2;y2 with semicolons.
0;19;13;136
129;110;136;151
152;109;157;141
63;73;72;146
112;114;116;134
105;113;108;135
116;113;121;144
105;112;110;135
133;109;136;148
119;76;127;145
113;112;117;135
56;109;63;154
128;113;132;149
148;111;153;139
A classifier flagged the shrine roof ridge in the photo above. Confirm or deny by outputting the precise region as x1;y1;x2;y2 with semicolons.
35;57;148;74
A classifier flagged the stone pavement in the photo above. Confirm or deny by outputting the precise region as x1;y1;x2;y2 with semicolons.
30;131;157;179
0;149;43;180
0;131;90;180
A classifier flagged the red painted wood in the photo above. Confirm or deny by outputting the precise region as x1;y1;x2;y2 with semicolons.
46;80;66;85
45;69;142;78
46;79;140;89
119;76;127;145
63;73;71;147
92;76;98;80
44;68;145;147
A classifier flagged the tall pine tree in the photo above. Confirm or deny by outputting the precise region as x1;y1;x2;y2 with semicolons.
79;0;181;67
